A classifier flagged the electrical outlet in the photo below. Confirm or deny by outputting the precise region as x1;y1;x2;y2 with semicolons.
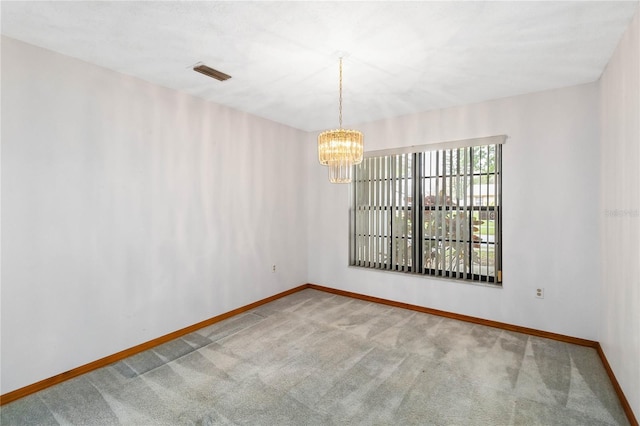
272;264;276;273
536;288;544;299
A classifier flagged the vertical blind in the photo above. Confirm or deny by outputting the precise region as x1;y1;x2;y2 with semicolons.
350;136;505;284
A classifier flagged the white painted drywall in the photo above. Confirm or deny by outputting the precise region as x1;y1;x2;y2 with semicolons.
307;82;601;341
0;37;309;395
600;9;640;418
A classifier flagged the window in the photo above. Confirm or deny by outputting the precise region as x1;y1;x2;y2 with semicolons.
350;136;504;284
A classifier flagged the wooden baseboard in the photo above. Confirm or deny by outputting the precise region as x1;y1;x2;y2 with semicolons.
0;284;308;406
595;343;639;426
307;283;599;347
3;282;637;426
307;283;638;426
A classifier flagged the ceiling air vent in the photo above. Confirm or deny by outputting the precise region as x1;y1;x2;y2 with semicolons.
193;64;232;81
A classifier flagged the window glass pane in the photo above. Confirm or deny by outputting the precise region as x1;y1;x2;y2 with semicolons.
352;143;501;284
424;208;471;274
392;208;412;269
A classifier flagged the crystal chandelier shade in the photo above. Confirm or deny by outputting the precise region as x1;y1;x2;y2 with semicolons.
317;58;364;183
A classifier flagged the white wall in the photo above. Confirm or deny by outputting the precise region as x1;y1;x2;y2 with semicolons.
600;9;640;418
308;82;601;341
0;37;309;395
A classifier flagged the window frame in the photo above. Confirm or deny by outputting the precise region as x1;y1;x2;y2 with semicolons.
349;135;505;285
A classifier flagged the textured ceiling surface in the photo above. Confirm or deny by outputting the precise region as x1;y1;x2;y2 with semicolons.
2;1;638;132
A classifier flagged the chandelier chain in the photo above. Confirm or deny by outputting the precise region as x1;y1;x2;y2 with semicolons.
339;57;343;128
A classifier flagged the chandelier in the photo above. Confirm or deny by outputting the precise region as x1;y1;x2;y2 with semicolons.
318;57;364;183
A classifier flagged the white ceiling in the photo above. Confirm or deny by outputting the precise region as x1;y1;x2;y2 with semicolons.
2;1;638;132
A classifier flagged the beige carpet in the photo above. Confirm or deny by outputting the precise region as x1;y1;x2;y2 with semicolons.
1;289;629;425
